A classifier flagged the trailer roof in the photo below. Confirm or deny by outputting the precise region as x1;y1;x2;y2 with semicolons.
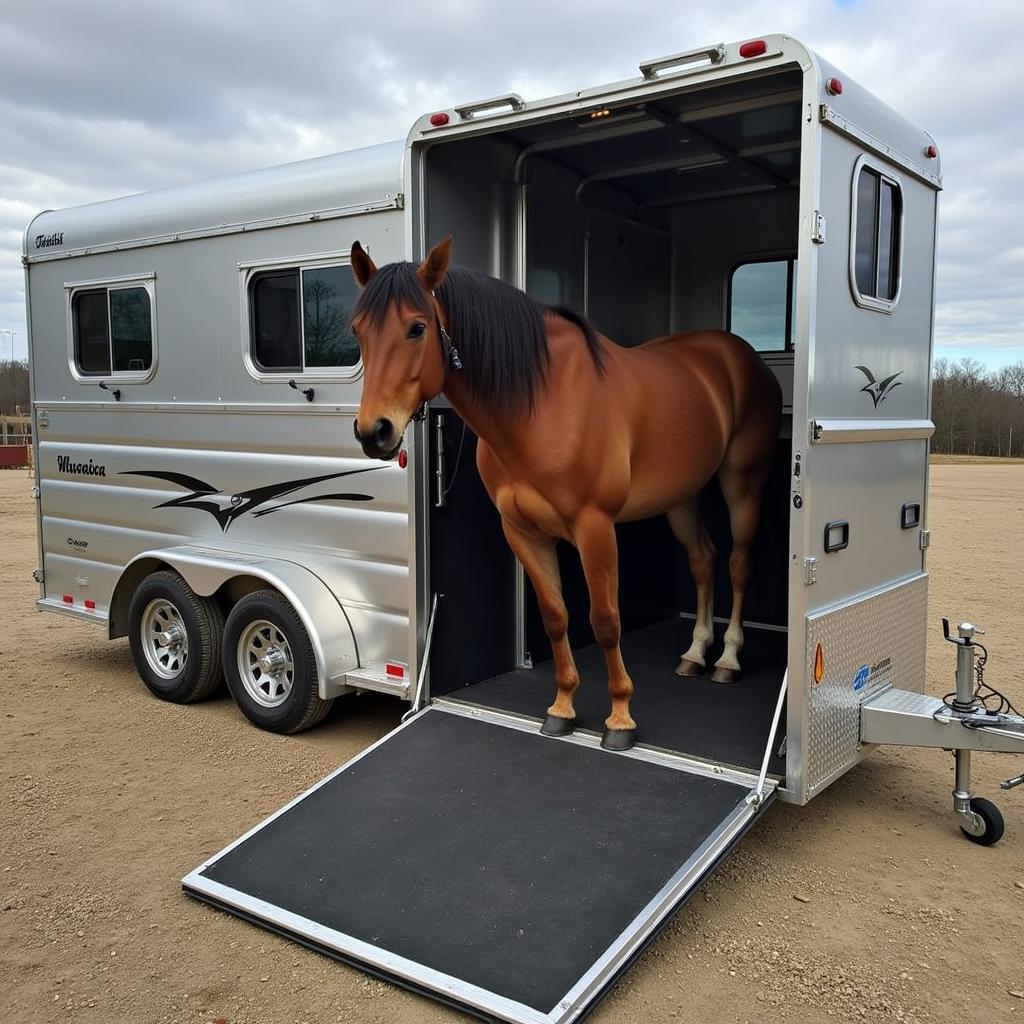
24;139;404;263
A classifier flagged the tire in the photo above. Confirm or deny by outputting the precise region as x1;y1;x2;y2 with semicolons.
960;797;1005;846
222;590;332;734
128;570;225;704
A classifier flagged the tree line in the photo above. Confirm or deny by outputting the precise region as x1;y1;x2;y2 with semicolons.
1;355;1023;457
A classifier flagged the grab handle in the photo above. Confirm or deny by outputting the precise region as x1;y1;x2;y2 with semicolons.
454;93;525;121
639;43;725;80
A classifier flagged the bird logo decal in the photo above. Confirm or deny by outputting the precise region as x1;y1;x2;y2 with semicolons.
121;466;384;532
854;365;903;408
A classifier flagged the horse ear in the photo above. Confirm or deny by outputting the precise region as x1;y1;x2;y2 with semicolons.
417;235;453;291
350;241;377;288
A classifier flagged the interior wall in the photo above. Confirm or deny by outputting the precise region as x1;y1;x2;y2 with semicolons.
670;189;799;332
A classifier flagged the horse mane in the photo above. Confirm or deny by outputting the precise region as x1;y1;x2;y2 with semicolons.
352;262;604;412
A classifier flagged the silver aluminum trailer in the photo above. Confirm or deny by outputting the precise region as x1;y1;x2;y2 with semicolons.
23;33;1024;1024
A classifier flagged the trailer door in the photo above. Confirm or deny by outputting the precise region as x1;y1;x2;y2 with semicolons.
184;705;774;1024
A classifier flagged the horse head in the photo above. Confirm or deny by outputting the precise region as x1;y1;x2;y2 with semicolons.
349;237;454;460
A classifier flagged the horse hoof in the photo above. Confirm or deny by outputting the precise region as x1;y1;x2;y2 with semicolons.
711;666;740;684
601;727;637;752
540;714;576;737
675;658;704;677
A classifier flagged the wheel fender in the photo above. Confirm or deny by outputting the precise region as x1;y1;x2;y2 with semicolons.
114;545;358;699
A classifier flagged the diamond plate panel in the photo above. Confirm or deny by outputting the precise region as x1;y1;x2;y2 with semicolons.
805;574;928;797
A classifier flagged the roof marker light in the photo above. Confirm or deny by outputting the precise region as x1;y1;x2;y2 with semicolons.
429;112;450;127
925;144;938;159
826;77;843;96
739;40;767;58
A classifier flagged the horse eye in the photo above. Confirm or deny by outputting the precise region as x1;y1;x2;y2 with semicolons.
409;322;427;340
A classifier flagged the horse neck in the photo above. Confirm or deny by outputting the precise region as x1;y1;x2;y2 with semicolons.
439;368;527;455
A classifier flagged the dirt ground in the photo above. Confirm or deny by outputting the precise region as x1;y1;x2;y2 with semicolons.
2;465;1023;1024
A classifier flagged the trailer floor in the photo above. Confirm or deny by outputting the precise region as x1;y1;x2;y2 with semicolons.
444;618;787;773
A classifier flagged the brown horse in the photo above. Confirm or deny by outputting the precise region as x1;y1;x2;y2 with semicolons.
350;237;781;751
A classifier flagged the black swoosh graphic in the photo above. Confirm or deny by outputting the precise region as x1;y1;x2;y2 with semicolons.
252;492;375;517
122;466;384;531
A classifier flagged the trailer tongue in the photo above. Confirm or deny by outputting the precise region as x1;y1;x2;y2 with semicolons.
183;705;776;1023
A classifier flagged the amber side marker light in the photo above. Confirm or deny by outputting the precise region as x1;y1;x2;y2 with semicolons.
813;643;825;684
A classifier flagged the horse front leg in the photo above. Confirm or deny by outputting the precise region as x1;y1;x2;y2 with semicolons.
575;510;636;751
501;520;580;735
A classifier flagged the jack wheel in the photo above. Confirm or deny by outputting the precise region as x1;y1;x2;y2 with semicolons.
960;797;1005;846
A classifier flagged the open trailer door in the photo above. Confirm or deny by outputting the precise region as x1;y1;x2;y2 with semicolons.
183;704;775;1023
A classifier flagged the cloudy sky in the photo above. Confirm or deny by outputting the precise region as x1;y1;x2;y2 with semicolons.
2;0;1022;368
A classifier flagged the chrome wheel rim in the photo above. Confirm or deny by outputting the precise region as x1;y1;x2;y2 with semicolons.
141;598;189;680
237;619;294;708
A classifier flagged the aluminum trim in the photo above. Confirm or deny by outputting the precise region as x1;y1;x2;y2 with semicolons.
432;701;767;789
810;418;935;443
36;597;108;624
33;400;361;415
24;196;403;264
820;105;942;189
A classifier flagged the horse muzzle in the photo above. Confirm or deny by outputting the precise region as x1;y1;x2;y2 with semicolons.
353;416;402;460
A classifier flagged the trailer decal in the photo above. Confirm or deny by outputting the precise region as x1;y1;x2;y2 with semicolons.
120;467;383;531
854;365;903;408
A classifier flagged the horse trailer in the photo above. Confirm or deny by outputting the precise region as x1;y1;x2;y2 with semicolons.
23;33;1024;1024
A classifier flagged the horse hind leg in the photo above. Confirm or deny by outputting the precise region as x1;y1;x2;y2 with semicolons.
666;501;716;677
501;520;580;735
713;459;771;684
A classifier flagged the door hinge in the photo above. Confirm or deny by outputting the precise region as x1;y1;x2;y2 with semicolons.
36;409;49;429
919;529;931;550
812;210;827;244
31;485;40;499
803;556;818;586
32;568;44;583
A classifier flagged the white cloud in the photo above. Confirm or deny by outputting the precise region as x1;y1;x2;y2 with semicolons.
1;0;1023;368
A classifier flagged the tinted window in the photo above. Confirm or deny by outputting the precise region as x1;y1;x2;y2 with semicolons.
854;166;901;304
302;266;360;368
252;270;301;371
109;288;152;371
73;289;111;375
251;264;360;372
729;259;795;351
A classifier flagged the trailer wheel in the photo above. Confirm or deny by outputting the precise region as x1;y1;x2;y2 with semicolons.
960;797;1005;846
128;570;225;703
222;590;332;734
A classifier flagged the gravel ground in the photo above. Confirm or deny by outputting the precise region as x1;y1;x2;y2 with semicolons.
2;464;1023;1024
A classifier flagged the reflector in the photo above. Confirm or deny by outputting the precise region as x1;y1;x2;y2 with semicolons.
738;40;767;58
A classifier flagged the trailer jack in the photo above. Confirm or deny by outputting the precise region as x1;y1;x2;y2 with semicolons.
860;618;1024;846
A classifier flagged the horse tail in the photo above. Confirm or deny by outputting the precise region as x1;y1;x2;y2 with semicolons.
548;305;606;374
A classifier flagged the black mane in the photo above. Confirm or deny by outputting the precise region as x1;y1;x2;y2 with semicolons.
352;262;603;412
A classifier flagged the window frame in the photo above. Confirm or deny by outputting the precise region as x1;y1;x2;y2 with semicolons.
725;253;797;353
848;155;904;314
65;273;158;384
240;251;363;383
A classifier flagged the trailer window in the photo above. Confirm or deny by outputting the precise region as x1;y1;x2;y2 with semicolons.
852;163;902;309
728;258;796;351
72;285;153;377
249;263;360;373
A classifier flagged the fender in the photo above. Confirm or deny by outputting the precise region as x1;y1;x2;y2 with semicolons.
111;545;358;700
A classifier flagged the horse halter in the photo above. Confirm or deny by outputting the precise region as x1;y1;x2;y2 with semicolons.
412;293;462;424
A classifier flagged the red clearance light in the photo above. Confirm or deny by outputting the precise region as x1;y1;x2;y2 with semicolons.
739;40;767;58
398;449;408;469
826;77;843;96
84;599;96;610
429;112;450;127
925;144;938;159
62;594;73;604
385;661;407;679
